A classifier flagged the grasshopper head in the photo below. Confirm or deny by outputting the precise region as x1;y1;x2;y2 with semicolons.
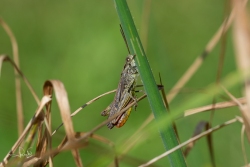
126;54;136;67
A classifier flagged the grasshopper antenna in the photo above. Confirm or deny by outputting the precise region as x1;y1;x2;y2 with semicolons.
158;73;179;139
120;24;131;54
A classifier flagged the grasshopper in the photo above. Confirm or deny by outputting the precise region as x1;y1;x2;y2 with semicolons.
101;54;138;129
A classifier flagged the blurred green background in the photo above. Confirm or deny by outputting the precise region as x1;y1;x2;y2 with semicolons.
0;0;248;166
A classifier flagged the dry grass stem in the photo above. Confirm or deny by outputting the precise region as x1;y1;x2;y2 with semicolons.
52;89;116;136
0;18;24;135
73;89;116;116
0;54;40;104
139;117;239;167
184;97;245;117
241;125;248;165
232;0;250;142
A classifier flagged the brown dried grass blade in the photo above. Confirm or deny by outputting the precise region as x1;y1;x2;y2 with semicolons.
35;94;53;166
184;121;208;156
43;80;83;167
232;0;250;142
0;18;24;135
0;95;51;167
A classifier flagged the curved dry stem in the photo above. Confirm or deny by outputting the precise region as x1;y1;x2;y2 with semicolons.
0;18;23;135
0;55;40;104
52;89;116;136
184;97;245;117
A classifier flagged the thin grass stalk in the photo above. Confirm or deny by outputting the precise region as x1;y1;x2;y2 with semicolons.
0;18;24;136
232;0;250;141
113;0;186;166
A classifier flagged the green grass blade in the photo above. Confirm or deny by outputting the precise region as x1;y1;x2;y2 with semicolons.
113;0;187;166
